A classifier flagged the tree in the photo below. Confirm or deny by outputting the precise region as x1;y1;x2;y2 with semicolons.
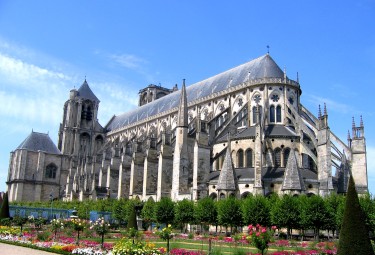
141;199;156;230
174;199;195;233
127;200;138;230
242;195;270;227
0;192;10;220
303;195;330;240
194;197;218;233
338;176;374;255
271;195;299;239
325;193;345;239
112;199;129;227
154;197;175;225
217;197;242;233
359;193;375;235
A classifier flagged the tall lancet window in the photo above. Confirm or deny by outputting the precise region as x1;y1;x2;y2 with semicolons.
237;149;244;168
270;105;275;123
246;149;253;167
276;105;282;123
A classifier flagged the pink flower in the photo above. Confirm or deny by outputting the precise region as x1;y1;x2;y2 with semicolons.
256;232;260;237
261;228;267;233
271;226;277;230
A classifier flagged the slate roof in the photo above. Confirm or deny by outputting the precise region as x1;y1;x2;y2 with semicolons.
216;137;237;191
106;54;288;132
210;167;318;183
281;150;305;190
216;125;298;143
77;80;99;102
16;131;61;154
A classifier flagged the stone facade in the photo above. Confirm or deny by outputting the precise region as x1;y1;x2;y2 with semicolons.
6;54;368;202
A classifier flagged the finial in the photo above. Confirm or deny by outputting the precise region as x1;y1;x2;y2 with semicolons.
297;72;299;83
318;105;322;118
323;103;327;116
283;67;287;80
267;45;270;54
360;115;364;127
84;75;86;82
352;117;355;128
347;130;351;140
182;79;186;87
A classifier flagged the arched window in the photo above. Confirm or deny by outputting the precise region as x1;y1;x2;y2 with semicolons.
237;149;244;168
45;163;57;179
246;149;253;167
276;105;282;122
275;148;281;167
270;105;275;123
284;148;291;167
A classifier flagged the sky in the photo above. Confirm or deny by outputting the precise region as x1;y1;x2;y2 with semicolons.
0;1;374;194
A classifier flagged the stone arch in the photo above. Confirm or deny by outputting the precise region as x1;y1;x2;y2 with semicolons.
45;163;58;179
209;192;217;200
241;191;252;199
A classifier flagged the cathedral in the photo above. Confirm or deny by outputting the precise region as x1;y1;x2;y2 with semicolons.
6;54;368;202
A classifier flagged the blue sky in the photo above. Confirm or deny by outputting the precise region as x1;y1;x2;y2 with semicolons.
0;1;374;194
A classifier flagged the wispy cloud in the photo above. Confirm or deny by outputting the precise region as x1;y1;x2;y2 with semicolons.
305;94;355;114
110;53;148;70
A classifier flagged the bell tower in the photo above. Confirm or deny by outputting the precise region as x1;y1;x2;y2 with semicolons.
58;79;101;158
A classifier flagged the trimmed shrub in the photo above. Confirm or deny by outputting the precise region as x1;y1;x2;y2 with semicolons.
338;176;374;255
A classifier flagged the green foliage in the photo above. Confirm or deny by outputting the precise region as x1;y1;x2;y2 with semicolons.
0;218;11;227
271;195;299;238
338;176;374;255
154;197;174;225
217;197;242;229
242;195;270;226
303;195;330;240
359;193;375;234
246;225;276;255
0;192;10;219
174;199;195;231
112;198;129;226
112;238;161;255
194;197;217;227
37;230;52;241
141;199;156;224
127;202;137;230
325;193;345;233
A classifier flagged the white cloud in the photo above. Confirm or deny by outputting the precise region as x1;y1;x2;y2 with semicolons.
110;53;147;70
305;94;354;114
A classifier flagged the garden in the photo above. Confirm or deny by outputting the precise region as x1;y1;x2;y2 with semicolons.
0;178;374;255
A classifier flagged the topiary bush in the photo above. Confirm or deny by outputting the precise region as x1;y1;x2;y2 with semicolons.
338;175;374;255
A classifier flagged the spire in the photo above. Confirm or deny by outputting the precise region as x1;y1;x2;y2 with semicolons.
360;115;364;127
318;105;322;118
352;117;355;128
347;130;351;140
324;103;327;116
177;79;188;128
296;72;299;83
281;150;305;191
216;133;237;192
283;67;287;80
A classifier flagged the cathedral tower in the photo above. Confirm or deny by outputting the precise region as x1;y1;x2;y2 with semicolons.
350;116;368;193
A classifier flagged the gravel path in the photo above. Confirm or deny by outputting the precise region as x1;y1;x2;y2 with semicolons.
0;242;58;255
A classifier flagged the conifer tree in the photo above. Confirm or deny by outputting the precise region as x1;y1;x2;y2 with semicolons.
0;192;10;220
338;176;374;255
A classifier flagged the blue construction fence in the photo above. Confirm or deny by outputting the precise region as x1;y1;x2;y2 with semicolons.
9;205;113;222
